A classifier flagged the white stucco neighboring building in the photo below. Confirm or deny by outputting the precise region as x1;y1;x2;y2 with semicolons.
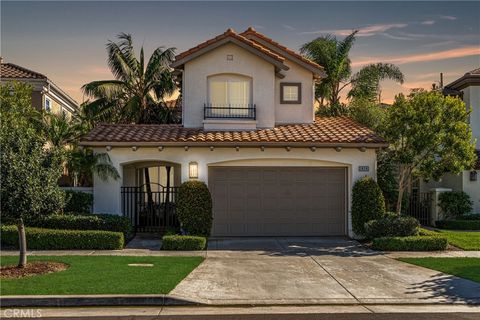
80;28;387;237
421;68;480;214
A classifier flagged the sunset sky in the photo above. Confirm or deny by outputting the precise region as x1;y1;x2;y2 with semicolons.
2;1;479;104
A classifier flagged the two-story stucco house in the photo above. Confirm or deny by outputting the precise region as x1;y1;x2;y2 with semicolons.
420;68;480;214
1;59;79;118
79;28;387;238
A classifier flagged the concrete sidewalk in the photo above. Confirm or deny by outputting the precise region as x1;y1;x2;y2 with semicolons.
1;305;480;320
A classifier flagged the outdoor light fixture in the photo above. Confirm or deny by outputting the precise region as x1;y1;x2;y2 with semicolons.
106;145;112;151
132;146;138;151
470;171;478;181
310;147;316;152
189;161;198;179
335;146;342;152
285;146;291;152
158;146;164;152
260;146;265;151
359;147;366;152
210;146;214;151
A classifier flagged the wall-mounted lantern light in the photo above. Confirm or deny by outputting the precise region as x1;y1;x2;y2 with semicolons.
470;171;478;181
189;161;198;179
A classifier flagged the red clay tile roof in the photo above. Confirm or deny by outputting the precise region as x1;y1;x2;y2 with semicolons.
175;28;285;64
240;27;323;72
1;63;47;79
80;117;386;147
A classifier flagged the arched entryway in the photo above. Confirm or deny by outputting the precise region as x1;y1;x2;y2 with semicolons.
121;161;181;234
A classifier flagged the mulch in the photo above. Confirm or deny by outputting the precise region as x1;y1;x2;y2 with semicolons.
0;261;69;279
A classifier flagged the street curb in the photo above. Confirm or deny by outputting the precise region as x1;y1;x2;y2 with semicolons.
0;294;200;307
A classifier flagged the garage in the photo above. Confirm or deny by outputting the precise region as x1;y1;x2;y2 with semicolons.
209;166;347;237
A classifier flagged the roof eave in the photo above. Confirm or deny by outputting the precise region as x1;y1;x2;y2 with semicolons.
79;140;388;148
171;36;288;71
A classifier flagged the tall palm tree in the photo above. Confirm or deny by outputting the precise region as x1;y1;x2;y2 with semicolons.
82;33;177;124
301;31;404;107
301;31;357;107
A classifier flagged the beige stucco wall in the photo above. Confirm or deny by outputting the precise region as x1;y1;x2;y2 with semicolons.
462;86;480;148
183;43;276;129
275;60;315;124
92;146;378;237
463;170;480;214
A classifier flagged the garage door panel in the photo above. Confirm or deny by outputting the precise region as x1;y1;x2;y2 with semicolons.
210;166;346;237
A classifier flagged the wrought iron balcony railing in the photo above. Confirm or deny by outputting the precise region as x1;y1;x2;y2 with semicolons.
204;103;256;120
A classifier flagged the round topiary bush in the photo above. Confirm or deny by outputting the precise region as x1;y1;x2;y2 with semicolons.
176;181;213;236
352;176;386;237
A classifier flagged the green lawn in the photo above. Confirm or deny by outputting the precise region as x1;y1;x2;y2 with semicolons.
436;230;480;250
0;255;203;295
398;258;480;283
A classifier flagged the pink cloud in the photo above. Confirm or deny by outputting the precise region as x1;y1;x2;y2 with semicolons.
300;23;408;37
352;46;480;67
421;20;436;25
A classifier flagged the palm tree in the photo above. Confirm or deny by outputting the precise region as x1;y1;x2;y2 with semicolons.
36;112;82;148
301;31;357;107
301;31;404;108
82;33;177;124
67;148;120;187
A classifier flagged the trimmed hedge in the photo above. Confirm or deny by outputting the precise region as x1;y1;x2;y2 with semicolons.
176;181;213;236
26;213;133;240
161;235;206;251
1;226;124;250
64;190;93;213
457;214;480;221
372;236;448;251
352;176;386;237
435;220;480;230
364;213;420;239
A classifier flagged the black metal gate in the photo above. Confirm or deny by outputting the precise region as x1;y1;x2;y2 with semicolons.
406;192;432;225
121;183;179;233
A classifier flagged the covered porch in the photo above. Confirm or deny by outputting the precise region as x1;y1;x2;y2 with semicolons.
121;161;181;234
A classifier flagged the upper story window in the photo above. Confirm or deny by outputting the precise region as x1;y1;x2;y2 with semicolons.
45;97;51;112
207;74;254;118
280;83;302;104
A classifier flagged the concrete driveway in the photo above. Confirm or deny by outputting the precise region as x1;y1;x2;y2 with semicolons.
171;238;480;305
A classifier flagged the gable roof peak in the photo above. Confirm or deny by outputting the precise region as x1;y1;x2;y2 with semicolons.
225;28;236;34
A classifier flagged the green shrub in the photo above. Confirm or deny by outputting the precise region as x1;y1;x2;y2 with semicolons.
161;235;206;251
364;213;419;239
64;190;93;213
435;220;480;230
1;226;124;250
439;191;473;218
26;213;133;240
419;228;438;236
176;181;212;236
352;176;386;237
372;235;448;251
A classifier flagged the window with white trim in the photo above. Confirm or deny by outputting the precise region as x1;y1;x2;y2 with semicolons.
208;74;252;116
45;97;51;112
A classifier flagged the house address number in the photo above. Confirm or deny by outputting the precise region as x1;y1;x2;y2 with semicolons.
358;166;370;172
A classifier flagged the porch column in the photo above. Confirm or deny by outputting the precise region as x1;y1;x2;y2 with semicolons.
430;188;452;225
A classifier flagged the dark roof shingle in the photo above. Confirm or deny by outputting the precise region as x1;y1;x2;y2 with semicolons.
80;117;386;147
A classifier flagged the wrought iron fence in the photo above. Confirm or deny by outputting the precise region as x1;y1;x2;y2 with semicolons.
406;192;432;225
121;184;179;233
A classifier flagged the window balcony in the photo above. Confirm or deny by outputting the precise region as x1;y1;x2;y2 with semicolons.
204;103;256;120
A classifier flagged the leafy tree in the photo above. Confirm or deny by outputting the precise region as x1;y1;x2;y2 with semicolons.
0;82;65;267
381;90;476;214
348;97;386;130
82;33;177;124
376;150;399;211
301;32;404;111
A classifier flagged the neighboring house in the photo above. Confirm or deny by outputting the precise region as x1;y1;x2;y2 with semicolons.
79;28;387;237
1;59;79;117
420;68;480;214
